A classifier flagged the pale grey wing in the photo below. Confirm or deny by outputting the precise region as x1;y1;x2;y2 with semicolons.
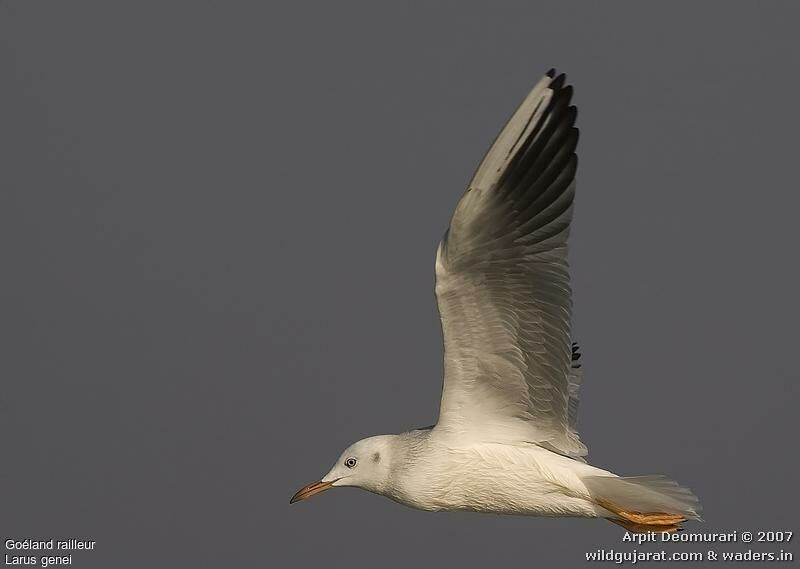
434;70;586;458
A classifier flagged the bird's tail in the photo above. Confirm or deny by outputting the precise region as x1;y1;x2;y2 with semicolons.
583;475;702;533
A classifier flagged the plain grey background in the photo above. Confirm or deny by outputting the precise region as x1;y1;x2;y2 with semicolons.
2;2;798;568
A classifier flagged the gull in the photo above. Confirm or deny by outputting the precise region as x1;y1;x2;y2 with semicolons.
290;69;701;532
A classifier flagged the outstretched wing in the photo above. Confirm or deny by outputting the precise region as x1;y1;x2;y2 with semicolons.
434;70;586;458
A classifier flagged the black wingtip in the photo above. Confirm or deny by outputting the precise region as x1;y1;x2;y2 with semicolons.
552;74;567;91
546;68;557;78
549;83;574;114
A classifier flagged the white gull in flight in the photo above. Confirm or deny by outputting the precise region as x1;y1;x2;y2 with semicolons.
291;69;701;533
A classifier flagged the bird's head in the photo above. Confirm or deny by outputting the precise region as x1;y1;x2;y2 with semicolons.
290;435;395;504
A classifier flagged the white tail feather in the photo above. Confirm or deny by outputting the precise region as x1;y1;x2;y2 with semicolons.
583;475;702;521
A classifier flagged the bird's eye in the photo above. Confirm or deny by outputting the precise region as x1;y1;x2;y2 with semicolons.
344;457;357;468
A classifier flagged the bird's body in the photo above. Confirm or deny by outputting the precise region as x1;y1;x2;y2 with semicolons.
291;70;702;532
377;430;608;518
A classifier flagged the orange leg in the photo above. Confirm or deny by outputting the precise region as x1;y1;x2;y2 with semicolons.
596;498;686;532
607;517;681;534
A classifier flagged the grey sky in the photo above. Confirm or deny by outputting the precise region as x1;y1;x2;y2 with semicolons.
1;2;798;568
